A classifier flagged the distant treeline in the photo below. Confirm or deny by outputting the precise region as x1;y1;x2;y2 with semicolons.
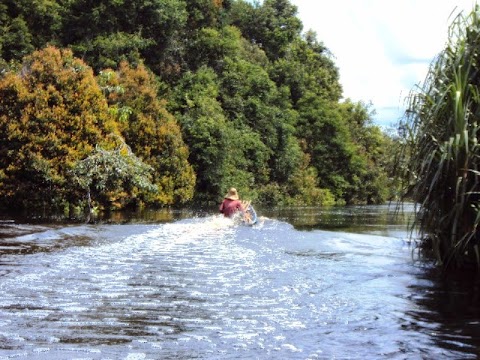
0;0;397;215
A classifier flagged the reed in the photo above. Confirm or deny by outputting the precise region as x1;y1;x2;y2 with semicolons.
398;5;480;269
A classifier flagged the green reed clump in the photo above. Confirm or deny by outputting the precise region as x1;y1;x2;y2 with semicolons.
398;5;480;269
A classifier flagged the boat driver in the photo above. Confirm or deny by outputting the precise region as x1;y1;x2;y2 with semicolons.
219;188;243;217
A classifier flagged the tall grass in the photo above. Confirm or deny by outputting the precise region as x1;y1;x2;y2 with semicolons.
398;5;480;269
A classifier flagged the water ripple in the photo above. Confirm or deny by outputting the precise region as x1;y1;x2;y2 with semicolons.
0;214;477;359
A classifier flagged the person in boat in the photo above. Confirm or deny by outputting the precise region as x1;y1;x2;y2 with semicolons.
219;187;243;218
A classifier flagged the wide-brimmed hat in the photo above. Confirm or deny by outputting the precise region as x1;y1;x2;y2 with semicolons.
225;187;239;200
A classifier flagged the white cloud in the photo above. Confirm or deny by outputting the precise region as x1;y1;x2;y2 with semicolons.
290;0;477;127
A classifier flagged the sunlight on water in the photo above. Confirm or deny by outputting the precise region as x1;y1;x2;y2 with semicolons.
0;207;478;359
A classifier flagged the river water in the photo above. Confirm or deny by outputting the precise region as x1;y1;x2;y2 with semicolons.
0;204;479;359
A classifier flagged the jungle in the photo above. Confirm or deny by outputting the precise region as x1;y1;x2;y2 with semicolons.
0;0;395;216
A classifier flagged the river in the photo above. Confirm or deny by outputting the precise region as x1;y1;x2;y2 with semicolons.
0;204;479;359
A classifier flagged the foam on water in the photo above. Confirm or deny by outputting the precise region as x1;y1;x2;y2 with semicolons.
0;212;475;359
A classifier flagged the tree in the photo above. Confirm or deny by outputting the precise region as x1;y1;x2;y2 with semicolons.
186;26;242;72
1;16;34;62
99;61;195;205
71;32;152;72
339;100;390;204
169;66;230;201
185;0;224;30
71;137;158;212
0;0;394;209
0;0;63;64
229;0;302;60
220;57;303;185
0;46;119;210
296;95;358;202
61;0;188;74
270;32;342;105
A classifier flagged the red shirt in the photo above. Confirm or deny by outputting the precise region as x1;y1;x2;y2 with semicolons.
219;199;242;217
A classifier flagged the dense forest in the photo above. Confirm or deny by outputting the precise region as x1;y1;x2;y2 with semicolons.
0;0;395;215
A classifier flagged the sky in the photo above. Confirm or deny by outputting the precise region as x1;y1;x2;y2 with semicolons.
289;0;477;128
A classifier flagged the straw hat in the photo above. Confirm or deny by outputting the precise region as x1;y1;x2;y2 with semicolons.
225;187;239;200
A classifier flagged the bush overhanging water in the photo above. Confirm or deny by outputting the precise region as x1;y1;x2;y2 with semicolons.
398;4;480;269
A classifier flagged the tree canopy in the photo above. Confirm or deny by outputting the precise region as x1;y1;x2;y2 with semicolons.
0;46;119;210
0;0;394;214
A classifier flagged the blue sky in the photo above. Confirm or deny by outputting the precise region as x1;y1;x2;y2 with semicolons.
289;0;477;128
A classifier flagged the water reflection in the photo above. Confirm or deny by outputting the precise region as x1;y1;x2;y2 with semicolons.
259;203;415;236
405;267;480;357
101;208;204;224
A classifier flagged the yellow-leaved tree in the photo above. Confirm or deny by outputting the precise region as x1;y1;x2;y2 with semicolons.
0;46;121;211
99;61;195;205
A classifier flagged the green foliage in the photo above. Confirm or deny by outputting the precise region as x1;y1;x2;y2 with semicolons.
396;5;480;269
287;165;336;206
99;61;195;205
169;66;230;201
0;0;395;213
61;0;188;74
71;138;157;210
269;29;386;205
71;32;152;72
230;0;302;60
339;100;391;204
270;32;342;104
187;26;243;71
0;0;62;62
296;95;350;199
185;0;223;29
219;56;303;185
1;16;34;61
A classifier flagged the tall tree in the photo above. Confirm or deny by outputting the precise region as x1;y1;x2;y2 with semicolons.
339;100;389;204
0;0;394;209
99;61;196;205
0;46;119;210
61;0;188;73
296;95;354;201
270;31;342;105
230;0;302;60
169;66;230;201
0;0;63;63
0;16;34;62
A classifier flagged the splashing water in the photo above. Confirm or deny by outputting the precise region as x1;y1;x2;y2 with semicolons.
0;209;477;359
